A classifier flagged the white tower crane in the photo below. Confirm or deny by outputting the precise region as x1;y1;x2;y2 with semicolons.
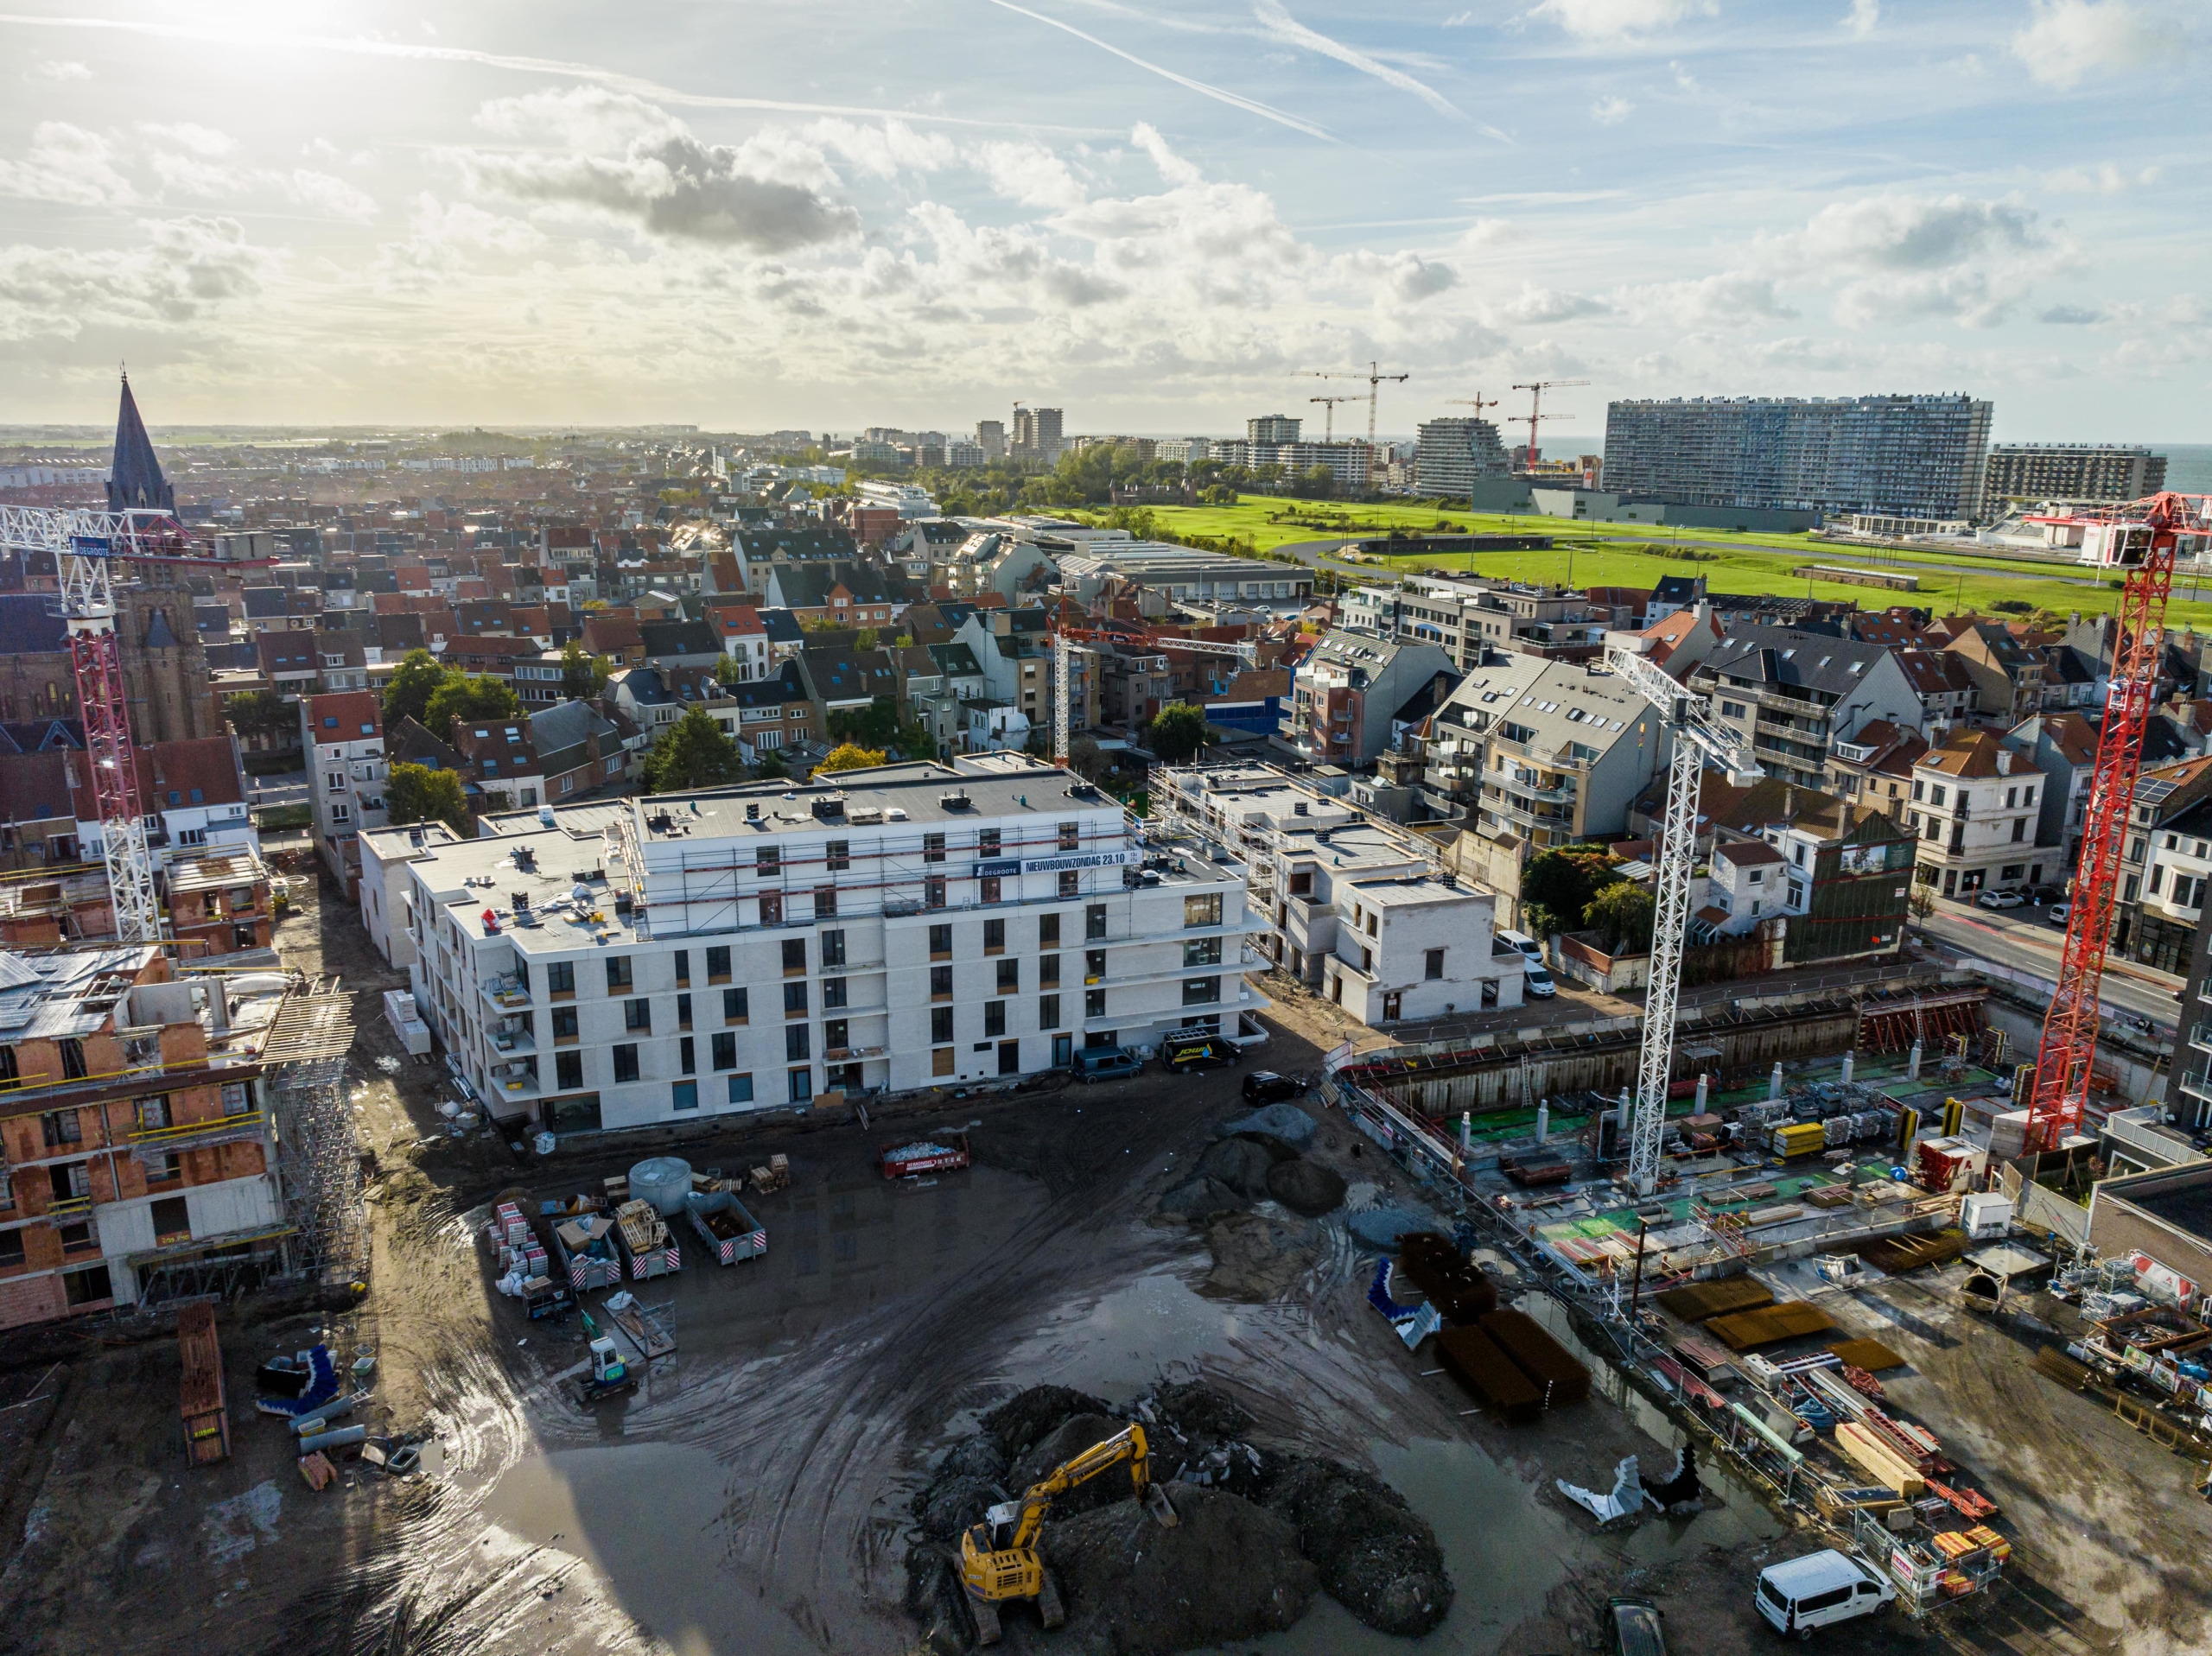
1603;643;1762;1196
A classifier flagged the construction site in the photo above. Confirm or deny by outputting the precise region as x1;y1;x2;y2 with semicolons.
6;478;2212;1655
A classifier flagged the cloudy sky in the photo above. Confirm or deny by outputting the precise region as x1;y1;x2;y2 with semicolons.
0;1;2202;439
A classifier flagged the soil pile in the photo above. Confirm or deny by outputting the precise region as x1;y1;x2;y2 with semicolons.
1157;1177;1247;1221
1200;1214;1315;1301
1266;1158;1347;1217
1163;1107;1342;1224
1037;1486;1317;1656
1217;1102;1319;1148
982;1384;1112;1461
1194;1136;1279;1198
1009;1415;1135;1518
1266;1458;1453;1635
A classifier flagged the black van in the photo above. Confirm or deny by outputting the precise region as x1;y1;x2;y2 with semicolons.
1161;1032;1240;1072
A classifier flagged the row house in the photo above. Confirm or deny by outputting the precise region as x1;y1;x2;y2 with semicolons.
2001;711;2100;865
1284;631;1459;770
1826;720;1930;822
1688;626;1928;792
2113;758;2212;973
302;690;387;899
1905;729;2047;900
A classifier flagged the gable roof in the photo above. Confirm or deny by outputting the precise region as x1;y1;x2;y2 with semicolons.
1697;624;1897;697
639;619;721;660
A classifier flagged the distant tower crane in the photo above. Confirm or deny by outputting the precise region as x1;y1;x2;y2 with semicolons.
2025;491;2212;1153
1308;396;1359;442
1508;379;1588;471
1445;394;1499;421
1604;642;1762;1196
1307;362;1410;447
0;375;264;944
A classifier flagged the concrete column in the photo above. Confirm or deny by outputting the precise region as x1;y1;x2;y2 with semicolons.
1459;1111;1471;1152
1908;1041;1923;1081
1535;1101;1549;1143
1842;1051;1856;1086
1769;1062;1784;1101
1695;1073;1709;1111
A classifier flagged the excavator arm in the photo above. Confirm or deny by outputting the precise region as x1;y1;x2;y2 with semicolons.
1004;1424;1163;1551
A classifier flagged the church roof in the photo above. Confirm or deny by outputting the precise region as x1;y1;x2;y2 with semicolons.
105;375;175;514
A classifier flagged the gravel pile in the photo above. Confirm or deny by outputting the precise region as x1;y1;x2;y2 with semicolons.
1266;1457;1454;1635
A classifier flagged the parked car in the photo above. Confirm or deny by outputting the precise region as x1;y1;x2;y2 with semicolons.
1522;957;1558;999
2047;903;2071;926
1605;1596;1667;1656
1497;928;1545;962
1071;1046;1142;1083
1242;1070;1305;1106
1975;889;2026;910
2029;884;2067;904
1754;1550;1894;1637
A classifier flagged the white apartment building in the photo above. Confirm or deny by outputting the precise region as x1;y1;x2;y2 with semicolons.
1907;728;2046;899
357;821;465;969
1157;762;1521;1025
301;690;389;898
399;759;1264;1134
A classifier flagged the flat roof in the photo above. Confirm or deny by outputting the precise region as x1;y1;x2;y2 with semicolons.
2108;1164;2212;1244
1349;875;1482;909
634;759;1105;844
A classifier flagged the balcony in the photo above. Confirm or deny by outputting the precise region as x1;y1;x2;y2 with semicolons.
489;1023;536;1057
128;1109;266;1152
491;1058;541;1099
480;974;531;1012
2190;1021;2212;1056
46;1193;92;1217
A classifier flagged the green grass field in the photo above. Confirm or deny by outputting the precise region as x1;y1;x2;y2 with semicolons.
1084;495;2212;629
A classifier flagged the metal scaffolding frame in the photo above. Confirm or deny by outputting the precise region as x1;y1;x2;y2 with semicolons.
263;982;366;1287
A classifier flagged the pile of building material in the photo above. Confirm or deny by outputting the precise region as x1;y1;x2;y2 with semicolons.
613;1200;680;1278
1858;1230;1966;1275
1437;1324;1545;1422
1656;1277;1773;1323
1705;1301;1839;1352
1395;1231;1498;1322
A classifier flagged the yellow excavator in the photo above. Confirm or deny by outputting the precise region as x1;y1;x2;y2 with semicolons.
958;1422;1179;1645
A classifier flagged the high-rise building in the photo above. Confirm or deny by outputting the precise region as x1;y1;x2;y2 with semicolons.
1603;395;1993;521
976;420;1007;460
1036;407;1064;456
1414;417;1510;498
1983;444;2167;511
1248;414;1302;445
1011;406;1065;458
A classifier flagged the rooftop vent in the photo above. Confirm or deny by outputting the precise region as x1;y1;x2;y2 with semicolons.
646;809;675;833
1293;801;1308;815
811;794;847;820
941;790;973;811
746;803;760;821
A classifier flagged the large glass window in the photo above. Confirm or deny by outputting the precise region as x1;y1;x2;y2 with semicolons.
606;955;632;991
723;987;748;1022
821;930;847;968
548;961;575;994
672;1080;698;1112
788;1066;812;1103
784;980;808;1015
613;1044;639;1082
706;945;732;980
984;1000;1007;1037
625;998;652;1032
785;1025;810;1061
712;1032;736;1069
728;1073;754;1105
1086;904;1107;941
1184;893;1222;928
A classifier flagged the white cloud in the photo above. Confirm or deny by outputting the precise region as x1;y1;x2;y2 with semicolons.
464;88;860;251
0;124;137;207
141;122;237;158
0;216;276;341
2044;162;2160;194
1591;96;1634;124
371;193;543;289
805;119;958;181
281;169;378;222
1525;0;1717;41
1617;270;1798;327
1840;0;1878;37
1497;284;1609;323
2041;304;2103;324
35;60;91;82
1795;194;2044;273
150;153;247;199
2012;1;2165;90
975;142;1087;210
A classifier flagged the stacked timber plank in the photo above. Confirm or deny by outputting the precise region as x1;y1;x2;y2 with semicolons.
1436;1326;1543;1423
1656;1278;1774;1323
1706;1301;1839;1352
178;1302;229;1467
1480;1307;1592;1405
1395;1232;1498;1323
1836;1420;1925;1495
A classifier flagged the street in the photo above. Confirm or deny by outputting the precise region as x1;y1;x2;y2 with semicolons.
1914;895;2183;1036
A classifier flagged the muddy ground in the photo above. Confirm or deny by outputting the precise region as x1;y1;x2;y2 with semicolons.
1;872;2208;1656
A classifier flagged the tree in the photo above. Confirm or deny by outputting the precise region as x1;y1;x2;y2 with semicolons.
1907;884;1937;923
1521;846;1619;927
385;762;470;836
382;650;448;728
560;639;610;701
1069;735;1106;781
424;672;521;736
226;689;293;744
854;627;878;651
818;742;888;774
642;705;741;792
1147;701;1209;765
1583;883;1656;955
713;652;747;685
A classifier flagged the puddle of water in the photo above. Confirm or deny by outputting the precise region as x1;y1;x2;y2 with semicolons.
485;1441;816;1656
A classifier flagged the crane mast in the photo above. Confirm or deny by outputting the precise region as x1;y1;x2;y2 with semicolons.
1605;644;1761;1195
2025;492;2211;1153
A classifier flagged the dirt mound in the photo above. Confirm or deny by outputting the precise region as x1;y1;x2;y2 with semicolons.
1266;1457;1452;1635
982;1384;1115;1461
1038;1486;1318;1656
914;1474;1001;1541
1147;1380;1253;1443
1195;1136;1278;1198
937;1431;1009;1483
1008;1415;1135;1518
1266;1158;1347;1216
1158;1177;1248;1221
1202;1214;1316;1302
1217;1102;1319;1148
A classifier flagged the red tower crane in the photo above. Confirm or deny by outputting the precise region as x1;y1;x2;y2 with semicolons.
2025;491;2212;1153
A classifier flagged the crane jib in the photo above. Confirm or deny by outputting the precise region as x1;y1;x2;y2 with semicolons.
68;535;114;556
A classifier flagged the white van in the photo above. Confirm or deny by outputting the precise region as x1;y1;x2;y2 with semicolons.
1497;929;1544;962
1522;957;1558;999
1755;1550;1894;1637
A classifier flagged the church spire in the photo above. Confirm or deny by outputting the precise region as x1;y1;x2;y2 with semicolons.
105;371;175;514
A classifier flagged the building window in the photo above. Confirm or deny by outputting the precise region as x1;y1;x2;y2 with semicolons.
1058;822;1080;851
1086;988;1106;1018
816;884;838;918
782;938;806;974
1183;977;1222;1006
606;956;632;992
786;1025;810;1061
1184;936;1223;968
135;1095;168;1132
59;1039;86;1081
821;930;846;968
823;1018;849;1052
712;1031;736;1069
924;832;946;864
1039;954;1060;987
41;1109;81;1148
758;846;781;876
707;945;731;981
723;987;749;1023
784;980;809;1016
984;917;1006;954
1185;892;1222;928
1425;949;1446;980
1087;903;1108;942
931;1006;954;1043
672;1080;698;1112
679;1035;696;1075
557;1050;582;1089
613;1044;639;1082
674;949;690;986
676;993;692;1030
932;1048;956;1078
825;839;849;872
931;964;954;999
981;875;1002;904
549;961;575;995
980;828;1001;858
929;923;953;959
984;1000;1007;1037
925;878;946;910
625;998;652;1032
2012;818;2027;842
788;1066;813;1103
1039;993;1061;1030
760;891;784;925
1039;912;1060;948
728;1072;754;1105
997;959;1020;993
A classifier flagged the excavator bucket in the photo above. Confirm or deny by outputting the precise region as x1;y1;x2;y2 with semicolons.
1141;1482;1179;1528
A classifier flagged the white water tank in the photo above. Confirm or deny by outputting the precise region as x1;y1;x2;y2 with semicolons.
629;1157;693;1218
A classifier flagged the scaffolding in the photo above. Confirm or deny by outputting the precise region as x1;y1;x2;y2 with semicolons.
262;980;366;1288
